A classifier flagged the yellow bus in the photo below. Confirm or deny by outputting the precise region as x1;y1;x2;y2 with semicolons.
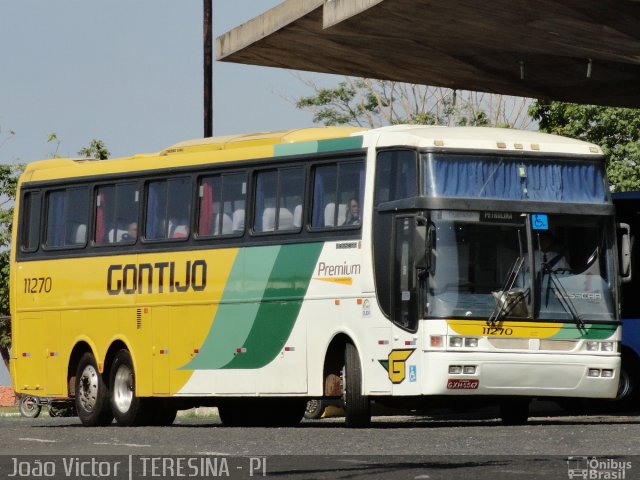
10;126;625;427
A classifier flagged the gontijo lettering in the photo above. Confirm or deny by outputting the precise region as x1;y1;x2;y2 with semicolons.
107;260;207;295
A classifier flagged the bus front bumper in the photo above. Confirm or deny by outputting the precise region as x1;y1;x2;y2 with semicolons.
419;351;620;398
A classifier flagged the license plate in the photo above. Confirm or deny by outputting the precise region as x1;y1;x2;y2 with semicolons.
447;379;479;390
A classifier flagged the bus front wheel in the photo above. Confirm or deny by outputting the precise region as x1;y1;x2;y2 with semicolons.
75;352;113;426
109;349;149;426
344;343;371;428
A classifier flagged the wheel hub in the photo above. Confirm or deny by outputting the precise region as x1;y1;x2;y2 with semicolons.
113;364;134;414
78;365;99;412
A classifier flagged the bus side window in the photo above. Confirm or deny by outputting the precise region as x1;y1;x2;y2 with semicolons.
374;150;417;206
198;173;246;238
20;191;41;252
312;164;337;228
311;161;364;229
145;177;192;241
254;168;303;233
45;187;89;248
95;183;139;245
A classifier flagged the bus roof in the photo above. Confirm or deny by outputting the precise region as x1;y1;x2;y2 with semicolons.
20;126;365;183
20;125;603;183
160;126;366;155
367;125;603;156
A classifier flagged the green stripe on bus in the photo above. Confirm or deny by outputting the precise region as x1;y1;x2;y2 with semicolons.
274;135;363;157
222;242;324;369
182;246;281;370
274;141;319;157
183;242;323;370
317;136;363;152
551;323;617;340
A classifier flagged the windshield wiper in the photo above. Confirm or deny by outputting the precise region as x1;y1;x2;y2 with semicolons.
488;256;527;326
542;265;586;331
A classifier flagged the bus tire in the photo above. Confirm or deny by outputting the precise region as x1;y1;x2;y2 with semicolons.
614;353;640;411
500;398;530;425
75;352;113;426
344;342;371;428
109;349;149;426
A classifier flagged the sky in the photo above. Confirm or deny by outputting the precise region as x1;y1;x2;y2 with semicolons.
0;1;340;385
0;1;338;165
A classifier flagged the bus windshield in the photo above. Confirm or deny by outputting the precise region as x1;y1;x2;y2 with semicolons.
426;211;616;323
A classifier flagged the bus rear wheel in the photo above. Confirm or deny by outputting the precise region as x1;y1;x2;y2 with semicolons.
75;352;113;426
109;349;149;426
344;343;371;428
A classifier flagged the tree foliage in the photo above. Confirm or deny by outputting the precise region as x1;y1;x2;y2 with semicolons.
0;163;23;371
529;101;640;192
296;76;533;129
78;139;110;160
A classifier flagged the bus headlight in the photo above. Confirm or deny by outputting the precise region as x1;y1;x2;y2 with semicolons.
465;338;479;348
600;342;614;352
449;337;478;348
586;341;616;352
586;341;599;352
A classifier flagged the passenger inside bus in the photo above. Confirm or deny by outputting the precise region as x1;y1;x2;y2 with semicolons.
169;218;189;238
121;222;137;241
344;198;360;225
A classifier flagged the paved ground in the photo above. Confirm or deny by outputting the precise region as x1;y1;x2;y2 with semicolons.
2;408;639;456
0;408;639;479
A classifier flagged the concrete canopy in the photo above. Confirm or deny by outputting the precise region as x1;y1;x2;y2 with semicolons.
217;0;640;108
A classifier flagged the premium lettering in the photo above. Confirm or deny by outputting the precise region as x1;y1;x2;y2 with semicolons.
317;261;361;277
107;260;207;295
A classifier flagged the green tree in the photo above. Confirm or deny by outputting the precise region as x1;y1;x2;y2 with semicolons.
296;76;533;129
0;163;23;371
529;101;640;192
78;139;110;160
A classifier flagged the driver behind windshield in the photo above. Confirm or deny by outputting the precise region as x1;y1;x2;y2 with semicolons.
536;231;569;271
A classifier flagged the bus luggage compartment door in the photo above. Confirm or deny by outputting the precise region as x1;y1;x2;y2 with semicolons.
151;307;170;394
14;315;48;394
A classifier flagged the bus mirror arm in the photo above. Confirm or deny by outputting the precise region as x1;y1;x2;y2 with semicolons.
424;222;436;275
618;222;632;283
414;216;429;272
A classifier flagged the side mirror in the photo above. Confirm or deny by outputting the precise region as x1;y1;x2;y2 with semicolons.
618;222;632;283
426;223;436;274
414;216;428;271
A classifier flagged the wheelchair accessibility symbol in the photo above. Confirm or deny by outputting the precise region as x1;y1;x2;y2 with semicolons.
531;214;549;230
